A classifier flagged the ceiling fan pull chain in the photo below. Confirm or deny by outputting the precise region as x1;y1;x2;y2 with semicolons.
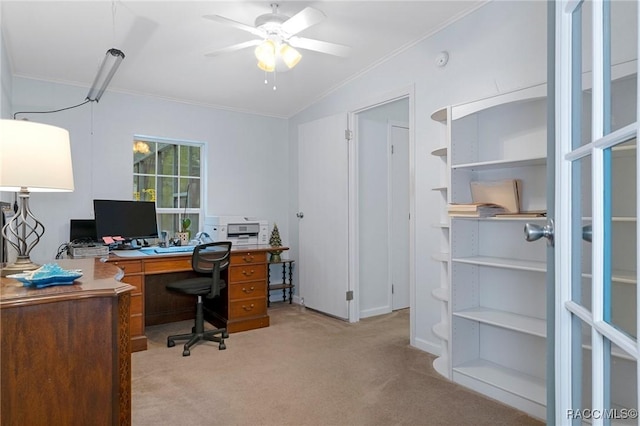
273;69;277;91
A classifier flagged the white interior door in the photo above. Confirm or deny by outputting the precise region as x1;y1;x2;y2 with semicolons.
298;114;349;320
389;123;410;310
555;1;639;424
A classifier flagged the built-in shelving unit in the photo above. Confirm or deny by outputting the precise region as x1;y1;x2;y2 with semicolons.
429;106;451;379
433;73;639;421
444;84;549;420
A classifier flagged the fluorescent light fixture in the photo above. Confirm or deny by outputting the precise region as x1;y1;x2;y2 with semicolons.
86;48;125;102
0;120;74;274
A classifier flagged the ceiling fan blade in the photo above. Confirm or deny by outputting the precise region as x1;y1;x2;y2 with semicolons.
288;37;351;58
204;39;262;57
203;14;265;38
281;7;325;36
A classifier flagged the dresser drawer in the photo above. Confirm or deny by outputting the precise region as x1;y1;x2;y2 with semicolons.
228;281;266;300
230;252;267;265
110;260;143;275
229;264;266;282
229;298;267;319
144;257;192;274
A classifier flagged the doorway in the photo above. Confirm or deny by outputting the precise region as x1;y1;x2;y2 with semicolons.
354;97;411;319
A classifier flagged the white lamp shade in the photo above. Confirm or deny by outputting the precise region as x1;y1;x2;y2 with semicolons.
0;120;74;192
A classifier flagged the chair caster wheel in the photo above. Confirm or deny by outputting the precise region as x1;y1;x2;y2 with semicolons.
219;342;226;350
167;339;175;348
182;349;190;356
222;331;229;339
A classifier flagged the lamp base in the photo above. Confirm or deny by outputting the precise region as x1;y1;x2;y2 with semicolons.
1;258;41;277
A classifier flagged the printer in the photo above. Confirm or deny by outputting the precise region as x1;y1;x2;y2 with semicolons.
204;216;268;246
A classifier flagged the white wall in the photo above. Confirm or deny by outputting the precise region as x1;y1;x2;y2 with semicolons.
10;77;289;263
287;1;547;353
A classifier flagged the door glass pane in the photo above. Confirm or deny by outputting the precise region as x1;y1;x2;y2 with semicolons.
610;0;637;133
606;139;637;338
610;341;638;417
574;155;592;308
578;0;591;147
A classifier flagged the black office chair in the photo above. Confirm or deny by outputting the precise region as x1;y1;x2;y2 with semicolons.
166;241;232;356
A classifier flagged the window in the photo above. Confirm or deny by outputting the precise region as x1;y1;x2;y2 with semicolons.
133;137;203;238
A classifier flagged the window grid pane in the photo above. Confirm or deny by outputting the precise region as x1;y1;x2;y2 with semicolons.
133;138;202;237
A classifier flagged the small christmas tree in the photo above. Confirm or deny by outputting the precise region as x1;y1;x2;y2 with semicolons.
269;223;283;263
269;223;282;247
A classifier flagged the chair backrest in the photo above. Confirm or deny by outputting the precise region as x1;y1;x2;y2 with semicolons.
192;241;232;298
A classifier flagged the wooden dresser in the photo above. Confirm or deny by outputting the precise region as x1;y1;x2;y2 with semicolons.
0;258;133;425
106;245;284;351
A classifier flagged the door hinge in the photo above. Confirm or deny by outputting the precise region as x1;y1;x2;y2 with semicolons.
392;284;394;294
391;145;394;154
346;290;354;301
345;129;353;141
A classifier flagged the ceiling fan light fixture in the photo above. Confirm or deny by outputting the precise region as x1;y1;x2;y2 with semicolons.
280;44;301;69
257;60;275;72
254;40;276;64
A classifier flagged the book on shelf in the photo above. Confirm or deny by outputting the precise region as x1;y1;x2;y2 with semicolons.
470;179;521;213
448;203;505;217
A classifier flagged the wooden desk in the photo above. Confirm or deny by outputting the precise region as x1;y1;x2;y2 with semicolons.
0;258;134;426
106;245;287;352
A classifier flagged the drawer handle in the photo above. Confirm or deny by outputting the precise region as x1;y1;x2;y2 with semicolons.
242;269;255;276
242;286;256;294
243;255;254;262
242;304;255;311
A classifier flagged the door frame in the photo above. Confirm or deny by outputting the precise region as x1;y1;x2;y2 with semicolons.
347;85;415;340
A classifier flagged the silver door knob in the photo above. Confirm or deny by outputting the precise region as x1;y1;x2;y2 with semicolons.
524;219;554;247
296;212;304;218
582;224;592;243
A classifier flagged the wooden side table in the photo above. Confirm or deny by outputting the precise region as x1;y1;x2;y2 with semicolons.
267;259;294;306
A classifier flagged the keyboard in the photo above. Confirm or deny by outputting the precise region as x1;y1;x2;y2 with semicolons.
141;246;195;255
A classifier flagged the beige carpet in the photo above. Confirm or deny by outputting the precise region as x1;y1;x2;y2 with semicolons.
132;304;544;426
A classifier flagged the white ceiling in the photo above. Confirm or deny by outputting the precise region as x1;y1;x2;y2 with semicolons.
1;1;485;118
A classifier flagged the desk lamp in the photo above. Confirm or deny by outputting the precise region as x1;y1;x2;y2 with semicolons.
0;120;74;275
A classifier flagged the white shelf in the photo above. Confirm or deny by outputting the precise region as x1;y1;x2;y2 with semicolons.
454;307;546;338
431;222;449;229
433;356;449;379
451;255;546;273
431;186;447;192
431;287;449;302
453;358;546;406
582;269;637;285
583;216;637;222
431;146;447;157
451;156;546;171
432;322;449;341
582;336;637;361
451;215;548;222
430;107;448;123
451;83;546;121
431;252;449;262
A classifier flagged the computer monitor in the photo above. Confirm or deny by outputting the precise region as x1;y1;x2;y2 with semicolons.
69;219;97;243
93;200;159;245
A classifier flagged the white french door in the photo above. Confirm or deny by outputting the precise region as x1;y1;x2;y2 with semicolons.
555;1;639;425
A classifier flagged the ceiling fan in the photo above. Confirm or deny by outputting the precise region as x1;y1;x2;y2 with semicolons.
203;3;351;72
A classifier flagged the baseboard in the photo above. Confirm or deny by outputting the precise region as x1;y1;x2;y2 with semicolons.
359;306;391;319
411;336;441;356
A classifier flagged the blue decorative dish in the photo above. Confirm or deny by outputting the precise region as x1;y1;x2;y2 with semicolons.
7;263;82;289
